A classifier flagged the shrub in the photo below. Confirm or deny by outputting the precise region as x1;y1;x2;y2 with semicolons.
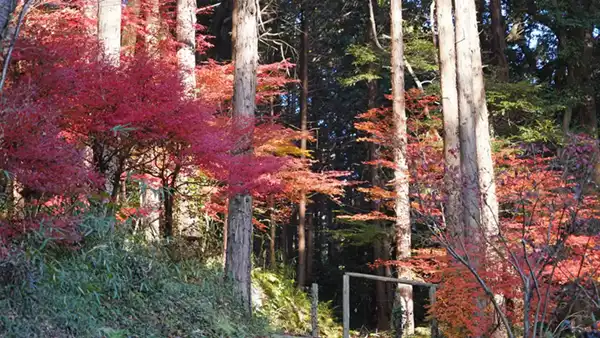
0;214;270;337
252;267;341;337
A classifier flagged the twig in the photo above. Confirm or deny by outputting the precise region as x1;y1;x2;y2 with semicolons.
0;0;32;96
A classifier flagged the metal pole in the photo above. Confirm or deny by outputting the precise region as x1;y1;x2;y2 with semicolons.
311;283;319;337
429;285;439;338
343;274;350;338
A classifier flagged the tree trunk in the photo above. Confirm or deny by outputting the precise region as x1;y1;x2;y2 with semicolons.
82;0;98;36
98;0;121;66
122;0;140;56
96;0;122;199
437;0;461;240
223;208;228;264
306;210;314;283
456;0;481;241
269;197;276;269
457;0;503;335
144;0;160;53
176;0;196;97
224;0;258;313
456;0;485;329
297;7;309;288
472;4;500;241
390;0;413;334
366;1;390;328
0;0;16;42
490;0;509;81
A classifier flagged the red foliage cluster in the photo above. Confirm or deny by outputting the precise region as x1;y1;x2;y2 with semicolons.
1;0;347;254
352;89;600;336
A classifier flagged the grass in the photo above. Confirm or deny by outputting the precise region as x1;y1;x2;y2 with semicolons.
0;214;270;337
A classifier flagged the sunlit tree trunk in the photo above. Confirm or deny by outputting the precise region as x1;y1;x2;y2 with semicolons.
96;0;122;198
98;0;121;66
436;0;461;241
82;0;97;35
121;0;140;56
490;0;508;81
297;7;309;288
471;3;499;244
139;0;162;238
177;0;196;97
144;0;160;53
224;0;258;313
390;0;413;334
456;0;502;335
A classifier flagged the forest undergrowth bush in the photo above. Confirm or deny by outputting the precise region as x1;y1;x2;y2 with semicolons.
252;267;341;337
0;212;270;337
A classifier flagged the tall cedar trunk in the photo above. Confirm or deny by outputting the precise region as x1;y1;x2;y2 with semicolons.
269;196;276;269
140;0;162;238
82;0;97;36
457;0;502;334
366;11;390;324
473;1;505;332
489;0;509;81
222;208;228;264
390;0;414;334
144;0;160;53
472;2;499;244
267;97;280;269
455;0;481;246
175;0;197;238
224;0;258;313
122;0;140;56
306;211;314;283
436;0;461;240
98;0;121;66
97;0;122;198
297;8;309;288
476;0;486;54
177;0;196;96
0;0;16;41
581;28;600;186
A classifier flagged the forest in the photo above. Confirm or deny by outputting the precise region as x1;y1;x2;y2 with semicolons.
0;0;598;336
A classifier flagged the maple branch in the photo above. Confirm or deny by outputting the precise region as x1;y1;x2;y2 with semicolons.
0;0;31;96
447;247;516;338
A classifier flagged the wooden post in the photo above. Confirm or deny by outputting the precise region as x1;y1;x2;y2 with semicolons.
311;283;319;337
429;285;439;338
343;274;350;338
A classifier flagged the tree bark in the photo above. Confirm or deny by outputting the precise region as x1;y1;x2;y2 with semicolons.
223;207;228;264
436;0;461;240
224;0;258;313
490;0;509;81
297;7;309;288
0;0;16;41
269;196;276;269
306;210;314;283
390;0;413;334
98;0;122;66
457;1;502;335
366;1;390;328
472;5;500;242
144;0;160;54
122;0;140;56
177;0;196;97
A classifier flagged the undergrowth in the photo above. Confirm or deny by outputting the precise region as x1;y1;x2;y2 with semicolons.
0;214;270;337
253;267;342;337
